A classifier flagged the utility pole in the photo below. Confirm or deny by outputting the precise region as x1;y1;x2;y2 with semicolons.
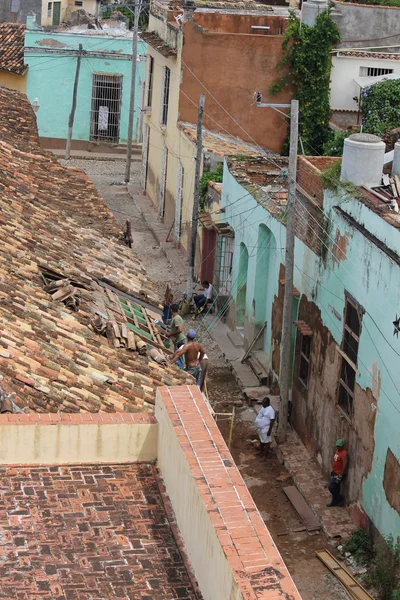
65;43;83;160
187;94;205;299
124;0;141;183
255;96;299;443
277;99;299;443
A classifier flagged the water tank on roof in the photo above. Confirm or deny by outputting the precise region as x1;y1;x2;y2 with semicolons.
340;133;385;188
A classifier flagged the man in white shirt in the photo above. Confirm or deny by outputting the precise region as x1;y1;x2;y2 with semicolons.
193;281;213;313
254;397;275;459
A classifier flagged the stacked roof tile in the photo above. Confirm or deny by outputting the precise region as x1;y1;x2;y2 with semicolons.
0;23;27;76
0;87;191;414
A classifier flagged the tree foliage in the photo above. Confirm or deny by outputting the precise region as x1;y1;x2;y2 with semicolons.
271;11;340;155
358;79;400;137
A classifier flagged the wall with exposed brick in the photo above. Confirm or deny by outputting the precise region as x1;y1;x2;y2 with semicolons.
0;413;157;464
155;385;302;600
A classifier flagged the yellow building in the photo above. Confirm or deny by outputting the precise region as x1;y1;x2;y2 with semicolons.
0;23;27;94
41;0;100;26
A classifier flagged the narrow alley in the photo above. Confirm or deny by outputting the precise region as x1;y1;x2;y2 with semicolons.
68;157;351;600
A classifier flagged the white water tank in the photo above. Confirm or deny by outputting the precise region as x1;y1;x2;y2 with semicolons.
392;141;400;178
341;133;385;188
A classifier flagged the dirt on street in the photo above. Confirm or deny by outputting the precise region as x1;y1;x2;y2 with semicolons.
67;158;351;600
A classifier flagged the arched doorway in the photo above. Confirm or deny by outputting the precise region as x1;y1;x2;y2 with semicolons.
254;224;273;333
236;242;248;327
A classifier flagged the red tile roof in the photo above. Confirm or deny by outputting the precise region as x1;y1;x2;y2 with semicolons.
0;87;191;414
140;31;177;57
337;50;400;60
0;463;199;599
0;23;27;76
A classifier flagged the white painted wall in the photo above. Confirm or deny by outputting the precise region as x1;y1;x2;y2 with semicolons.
155;392;243;600
0;422;157;464
330;54;400;111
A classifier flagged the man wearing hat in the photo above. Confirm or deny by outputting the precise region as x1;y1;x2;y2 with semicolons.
170;330;205;386
327;439;348;507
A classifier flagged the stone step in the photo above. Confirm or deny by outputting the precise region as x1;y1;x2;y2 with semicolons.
247;351;269;384
227;329;244;348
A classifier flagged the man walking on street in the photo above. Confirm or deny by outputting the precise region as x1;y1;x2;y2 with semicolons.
327;439;348;507
170;330;205;386
166;304;186;369
254;397;275;460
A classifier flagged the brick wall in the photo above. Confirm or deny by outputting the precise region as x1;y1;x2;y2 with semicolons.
156;385;302;600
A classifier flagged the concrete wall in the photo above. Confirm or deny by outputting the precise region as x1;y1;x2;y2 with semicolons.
0;0;42;25
0;412;157;464
180;13;292;154
330;54;400;112
25;30;146;143
143;24;200;257
41;0;97;26
0;71;27;93
222;160;400;540
332;1;400;48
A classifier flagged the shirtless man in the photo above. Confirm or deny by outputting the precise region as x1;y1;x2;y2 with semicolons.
170;329;205;386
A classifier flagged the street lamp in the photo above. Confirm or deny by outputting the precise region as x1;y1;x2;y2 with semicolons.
31;98;40;113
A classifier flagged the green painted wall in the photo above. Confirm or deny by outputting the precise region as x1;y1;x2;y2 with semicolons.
25;30;146;143
222;160;400;540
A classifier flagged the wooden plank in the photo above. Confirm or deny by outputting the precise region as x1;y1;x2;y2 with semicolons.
395;175;400;197
316;550;376;600
283;486;320;531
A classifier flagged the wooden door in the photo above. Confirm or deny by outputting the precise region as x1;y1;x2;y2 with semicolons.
52;2;61;25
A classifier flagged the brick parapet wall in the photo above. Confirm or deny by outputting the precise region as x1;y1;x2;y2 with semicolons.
156;385;302;600
0;412;156;425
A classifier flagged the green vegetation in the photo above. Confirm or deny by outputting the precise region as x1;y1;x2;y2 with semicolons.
358;79;400;137
199;164;223;211
369;536;400;600
320;160;364;199
343;531;400;600
270;11;340;155
341;0;400;7
344;529;374;566
323;129;355;157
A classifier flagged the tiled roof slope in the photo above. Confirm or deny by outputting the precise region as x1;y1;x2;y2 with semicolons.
0;87;40;150
0;87;190;414
0;23;27;76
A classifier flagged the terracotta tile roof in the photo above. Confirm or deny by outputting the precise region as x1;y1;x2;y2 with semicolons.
140;31;177;57
0;23;27;76
0;87;191;414
228;156;290;218
180;121;262;158
337;50;400;60
0;463;199;598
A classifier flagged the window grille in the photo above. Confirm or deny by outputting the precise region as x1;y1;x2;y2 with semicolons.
214;234;234;297
147;56;154;108
175;162;184;241
161;67;170;126
338;295;363;416
90;73;123;143
359;66;394;77
298;334;311;388
75;1;83;5
47;2;52;17
159;145;168;217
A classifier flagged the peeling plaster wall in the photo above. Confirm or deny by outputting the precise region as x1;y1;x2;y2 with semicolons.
222;161;400;539
25;31;146;143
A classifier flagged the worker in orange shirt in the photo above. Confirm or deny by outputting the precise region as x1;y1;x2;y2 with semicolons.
327;439;348;507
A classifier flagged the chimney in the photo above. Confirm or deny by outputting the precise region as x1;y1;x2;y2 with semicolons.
392;141;400;178
183;0;195;22
341;133;385;188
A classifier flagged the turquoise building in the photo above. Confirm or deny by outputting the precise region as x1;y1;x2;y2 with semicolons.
25;20;146;146
218;151;400;540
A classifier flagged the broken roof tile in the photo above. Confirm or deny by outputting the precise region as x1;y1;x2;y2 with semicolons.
0;87;192;414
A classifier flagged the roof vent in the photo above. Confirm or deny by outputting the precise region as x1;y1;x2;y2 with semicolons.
341;133;385;188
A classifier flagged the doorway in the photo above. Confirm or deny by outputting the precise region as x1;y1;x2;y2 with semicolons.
236;242;248;328
52;1;61;25
90;73;123;143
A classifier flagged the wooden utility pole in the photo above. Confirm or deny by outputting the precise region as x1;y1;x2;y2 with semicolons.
65;44;83;160
277;98;299;443
124;0;141;183
187;94;205;299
